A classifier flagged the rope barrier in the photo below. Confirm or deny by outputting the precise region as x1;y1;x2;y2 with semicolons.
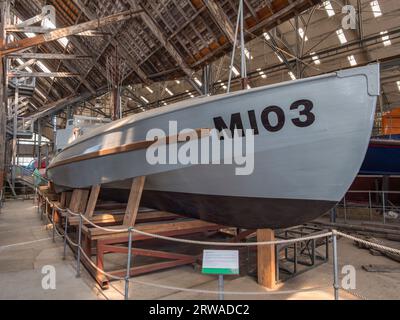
42;193;400;251
36;190;400;300
79;244;331;296
335;231;400;255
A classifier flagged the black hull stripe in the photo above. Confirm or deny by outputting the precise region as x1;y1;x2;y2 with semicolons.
100;189;336;229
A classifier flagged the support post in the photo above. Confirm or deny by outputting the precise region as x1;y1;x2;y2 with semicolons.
85;184;101;218
63;214;68;260
332;231;339;300
69;188;89;214
76;214;82;277
257;229;276;289
218;274;224;300
123;176;146;227
0;0;10;200
125;227;133;300
51;206;55;242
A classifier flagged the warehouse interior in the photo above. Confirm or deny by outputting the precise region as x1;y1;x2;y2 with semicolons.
0;0;400;301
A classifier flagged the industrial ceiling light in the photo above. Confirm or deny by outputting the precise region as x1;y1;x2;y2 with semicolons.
165;88;174;96
194;77;202;86
145;86;154;94
275;53;284;63
322;1;335;17
15;58;33;73
347;55;357;66
231;66;240;77
244;48;253;60
257;68;267;79
298;28;308;41
288;72;296;80
370;1;382;17
336;29;347;44
310;52;321;65
140;96;149;103
35;88;47;100
380;31;391;46
175;80;181;84
263;32;271;41
37;61;51;73
397;81;400;91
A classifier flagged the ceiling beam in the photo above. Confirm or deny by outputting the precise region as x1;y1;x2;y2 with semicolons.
72;0;150;85
28;86;108;120
8;71;80;78
202;0;236;44
7;53;91;60
0;9;144;56
128;0;202;94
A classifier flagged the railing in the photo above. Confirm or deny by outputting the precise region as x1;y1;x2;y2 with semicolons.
336;190;400;224
33;190;400;301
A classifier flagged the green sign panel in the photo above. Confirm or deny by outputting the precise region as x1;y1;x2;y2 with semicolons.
202;250;239;275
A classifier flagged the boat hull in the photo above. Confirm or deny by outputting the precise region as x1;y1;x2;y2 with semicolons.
360;139;400;175
48;64;379;228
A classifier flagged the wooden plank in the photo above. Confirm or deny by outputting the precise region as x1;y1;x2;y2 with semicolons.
69;210;179;226
8;72;80;78
47;129;210;170
202;0;236;44
69;189;89;214
0;9;145;55
87;219;220;239
7;53;92;60
257;229;276;289
60;192;67;208
123;176;146;226
85;185;101;218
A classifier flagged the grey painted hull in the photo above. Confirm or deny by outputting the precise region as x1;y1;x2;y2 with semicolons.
47;64;379;228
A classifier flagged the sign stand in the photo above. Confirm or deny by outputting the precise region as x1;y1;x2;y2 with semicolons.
218;274;224;300
202;249;239;300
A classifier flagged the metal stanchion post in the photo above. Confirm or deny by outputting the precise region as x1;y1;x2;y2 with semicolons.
125;228;133;300
332;231;339;300
218;275;224;300
368;191;372;221
51;207;56;242
382;191;386;224
63;214;68;260
76;214;83;278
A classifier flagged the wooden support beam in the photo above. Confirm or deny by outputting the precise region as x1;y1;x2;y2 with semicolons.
72;0;150;84
202;0;236;44
8;71;80;78
128;0;202;94
123;176;146;227
27;86;108;120
257;229;276;289
0;9;144;56
7;53;92;60
69;189;89;214
85;185;101;218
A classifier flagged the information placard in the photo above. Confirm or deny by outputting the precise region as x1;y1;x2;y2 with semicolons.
202;250;239;275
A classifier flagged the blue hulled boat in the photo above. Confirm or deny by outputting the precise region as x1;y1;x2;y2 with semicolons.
360;135;400;175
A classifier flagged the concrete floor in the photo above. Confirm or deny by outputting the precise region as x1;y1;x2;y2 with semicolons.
0;200;399;300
